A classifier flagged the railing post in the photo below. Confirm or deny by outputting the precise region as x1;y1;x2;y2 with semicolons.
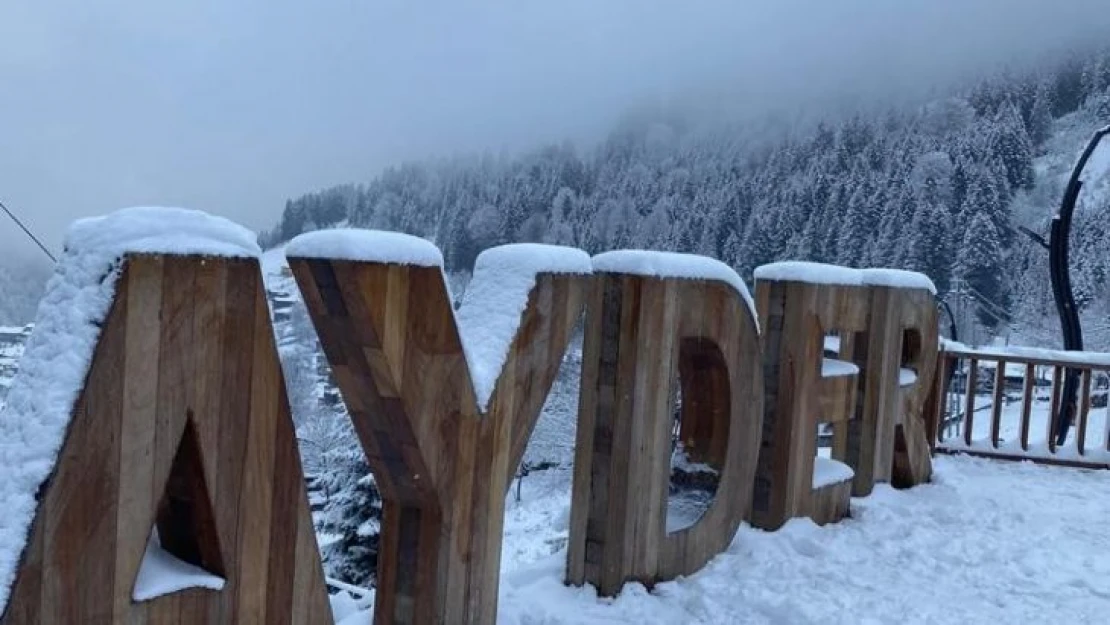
963;358;979;447
1077;369;1092;455
1049;366;1063;453
990;361;1006;448
1020;363;1035;452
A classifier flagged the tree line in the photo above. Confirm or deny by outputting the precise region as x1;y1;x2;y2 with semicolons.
265;48;1110;340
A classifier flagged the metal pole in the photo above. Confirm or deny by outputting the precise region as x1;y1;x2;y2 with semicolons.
1052;126;1110;445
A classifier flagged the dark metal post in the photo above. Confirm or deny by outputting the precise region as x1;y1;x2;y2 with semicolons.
1050;126;1110;445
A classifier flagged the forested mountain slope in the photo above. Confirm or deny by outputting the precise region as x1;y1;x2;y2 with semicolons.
265;47;1110;346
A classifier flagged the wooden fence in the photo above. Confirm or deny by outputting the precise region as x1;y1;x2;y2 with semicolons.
926;342;1110;469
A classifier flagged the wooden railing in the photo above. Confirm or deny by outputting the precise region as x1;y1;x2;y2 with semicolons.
927;341;1110;469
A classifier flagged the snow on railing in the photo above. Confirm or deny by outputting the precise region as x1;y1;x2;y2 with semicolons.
929;340;1110;468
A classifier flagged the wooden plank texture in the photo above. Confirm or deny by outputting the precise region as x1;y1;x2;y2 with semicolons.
808;481;853;526
1078;369;1092;456
888;288;938;489
289;257;589;625
567;272;763;597
1021;364;1035;451
1;254;330;625
751;279;862;530
753;277;939;529
1049;366;1063;453
964;359;979;447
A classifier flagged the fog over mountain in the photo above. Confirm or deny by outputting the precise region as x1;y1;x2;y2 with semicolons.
2;0;1110;254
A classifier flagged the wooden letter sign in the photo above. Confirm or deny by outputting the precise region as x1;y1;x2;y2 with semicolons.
750;265;870;530
834;275;939;494
882;285;939;488
566;251;763;597
287;231;591;625
1;246;330;621
750;263;940;532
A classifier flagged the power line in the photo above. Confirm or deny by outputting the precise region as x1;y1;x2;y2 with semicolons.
964;285;1010;319
0;199;56;263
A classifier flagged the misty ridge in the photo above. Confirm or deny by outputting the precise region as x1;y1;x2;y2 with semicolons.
264;44;1110;349
3;1;1110;238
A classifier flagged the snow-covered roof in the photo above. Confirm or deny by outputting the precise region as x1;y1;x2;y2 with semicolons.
457;243;592;411
285;228;443;268
0;207;258;612
591;250;756;327
754;262;936;295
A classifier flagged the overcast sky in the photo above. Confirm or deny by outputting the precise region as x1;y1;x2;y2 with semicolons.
2;0;1109;258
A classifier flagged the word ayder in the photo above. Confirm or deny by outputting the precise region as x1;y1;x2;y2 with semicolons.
0;216;937;625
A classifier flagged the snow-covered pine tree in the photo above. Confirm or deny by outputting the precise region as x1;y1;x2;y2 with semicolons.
1027;84;1055;148
989;103;1035;191
279;199;307;242
544;187;579;246
956;212;1010;328
1081;51;1110;105
834;180;875;267
785;212;823;262
904;201;953;294
959;164;1007;241
867;189;915;267
720;230;743;269
314;445;383;587
737;207;780;277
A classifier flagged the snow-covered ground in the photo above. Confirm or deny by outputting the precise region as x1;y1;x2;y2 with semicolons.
334;455;1110;624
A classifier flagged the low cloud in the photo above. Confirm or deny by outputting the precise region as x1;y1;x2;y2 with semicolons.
1;0;1108;249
